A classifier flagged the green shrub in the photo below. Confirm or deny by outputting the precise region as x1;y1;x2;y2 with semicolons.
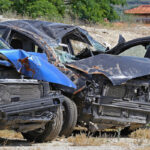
70;0;126;23
51;0;66;16
11;0;28;15
0;0;127;23
0;0;12;12
26;0;60;19
11;0;65;19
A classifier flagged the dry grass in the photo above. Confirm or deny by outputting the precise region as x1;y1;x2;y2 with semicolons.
0;130;23;139
68;133;105;146
130;129;150;139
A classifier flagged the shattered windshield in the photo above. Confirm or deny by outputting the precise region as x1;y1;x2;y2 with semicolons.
55;49;76;63
54;37;107;64
86;34;107;52
54;28;107;63
0;38;10;49
79;28;107;52
54;45;76;63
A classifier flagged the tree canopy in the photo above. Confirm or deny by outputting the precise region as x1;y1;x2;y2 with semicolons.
0;0;126;23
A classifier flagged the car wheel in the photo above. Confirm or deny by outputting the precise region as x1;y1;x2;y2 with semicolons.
59;96;77;137
22;107;63;142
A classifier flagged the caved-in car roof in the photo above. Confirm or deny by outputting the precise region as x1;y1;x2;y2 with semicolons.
0;20;91;47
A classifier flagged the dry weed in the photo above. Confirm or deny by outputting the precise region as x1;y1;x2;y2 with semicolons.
68;133;105;146
130;129;150;139
0;130;23;139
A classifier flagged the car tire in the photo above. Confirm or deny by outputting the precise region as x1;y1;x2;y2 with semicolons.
22;106;63;143
59;96;77;137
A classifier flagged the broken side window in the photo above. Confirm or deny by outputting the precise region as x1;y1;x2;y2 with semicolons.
8;31;43;53
119;45;146;58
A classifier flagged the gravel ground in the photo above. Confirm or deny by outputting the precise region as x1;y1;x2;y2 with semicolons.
0;137;149;150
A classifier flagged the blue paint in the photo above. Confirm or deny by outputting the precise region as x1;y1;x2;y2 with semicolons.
0;49;76;88
0;60;11;67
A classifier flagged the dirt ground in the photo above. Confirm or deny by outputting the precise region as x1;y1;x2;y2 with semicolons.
0;134;150;150
83;23;150;48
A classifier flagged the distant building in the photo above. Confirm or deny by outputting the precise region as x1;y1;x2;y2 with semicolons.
124;5;150;23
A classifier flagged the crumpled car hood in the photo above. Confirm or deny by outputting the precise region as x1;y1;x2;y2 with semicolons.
67;54;150;85
0;49;76;89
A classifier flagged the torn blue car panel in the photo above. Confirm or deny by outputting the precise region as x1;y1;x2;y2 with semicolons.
0;49;76;89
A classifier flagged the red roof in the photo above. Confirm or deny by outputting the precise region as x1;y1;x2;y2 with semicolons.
124;5;150;15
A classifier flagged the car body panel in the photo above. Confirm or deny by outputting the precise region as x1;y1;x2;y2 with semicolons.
0;20;105;49
0;20;106;62
67;54;150;85
0;49;76;88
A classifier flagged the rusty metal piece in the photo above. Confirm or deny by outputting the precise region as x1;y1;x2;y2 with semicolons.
73;86;86;95
18;57;35;77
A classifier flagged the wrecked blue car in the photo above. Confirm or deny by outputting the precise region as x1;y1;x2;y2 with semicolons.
0;38;77;142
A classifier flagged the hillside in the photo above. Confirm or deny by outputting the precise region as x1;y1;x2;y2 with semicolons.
126;0;150;9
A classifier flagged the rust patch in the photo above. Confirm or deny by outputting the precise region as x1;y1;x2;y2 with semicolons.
73;86;86;95
11;27;57;63
18;57;35;77
66;64;89;74
93;66;100;70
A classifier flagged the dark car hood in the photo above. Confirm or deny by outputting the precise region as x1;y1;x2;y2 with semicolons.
67;54;150;85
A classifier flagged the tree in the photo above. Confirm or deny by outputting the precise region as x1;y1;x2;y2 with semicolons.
12;0;65;19
26;0;60;18
0;0;65;19
0;0;12;12
70;0;126;23
0;0;126;23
